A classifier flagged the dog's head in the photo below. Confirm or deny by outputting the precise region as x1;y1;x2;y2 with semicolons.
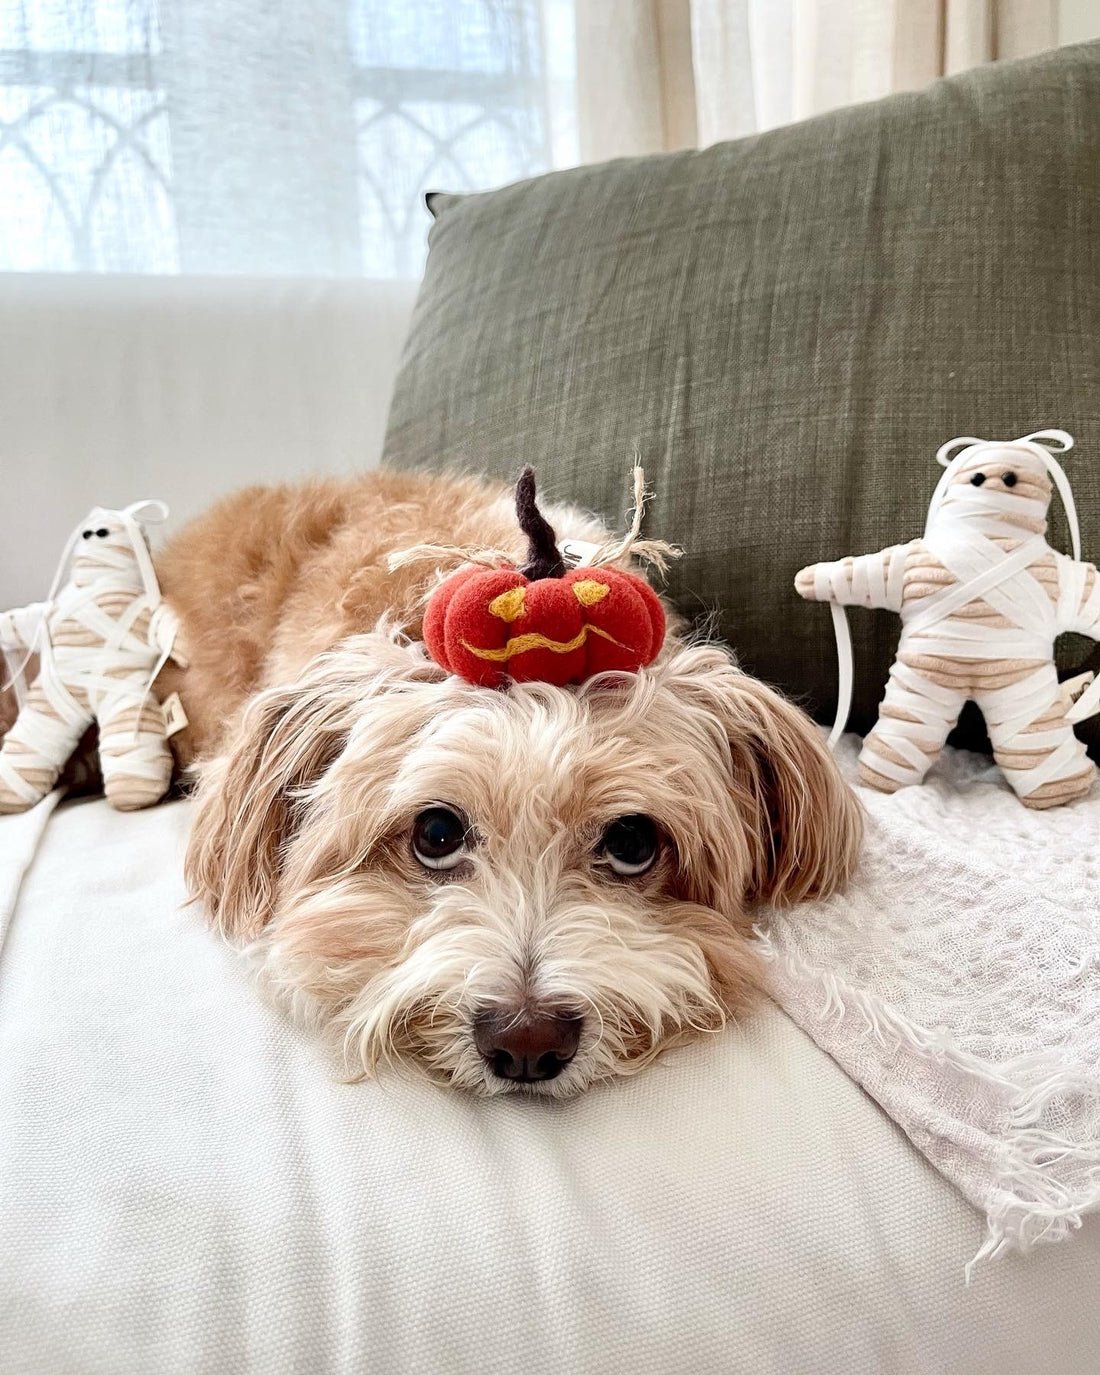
188;629;860;1096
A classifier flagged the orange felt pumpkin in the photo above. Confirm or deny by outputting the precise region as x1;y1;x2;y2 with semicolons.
423;469;665;688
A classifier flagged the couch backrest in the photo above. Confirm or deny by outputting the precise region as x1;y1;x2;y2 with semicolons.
2;275;418;605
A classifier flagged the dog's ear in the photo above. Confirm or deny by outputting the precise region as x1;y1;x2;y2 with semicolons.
186;669;356;941
186;632;443;941
661;645;862;909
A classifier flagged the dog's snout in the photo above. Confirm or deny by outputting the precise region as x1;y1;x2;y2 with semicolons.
474;1009;583;1083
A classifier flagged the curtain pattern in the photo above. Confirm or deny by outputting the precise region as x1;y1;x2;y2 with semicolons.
0;0;1065;278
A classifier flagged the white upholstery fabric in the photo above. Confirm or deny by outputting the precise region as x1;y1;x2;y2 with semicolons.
0;274;418;607
2;796;1099;1374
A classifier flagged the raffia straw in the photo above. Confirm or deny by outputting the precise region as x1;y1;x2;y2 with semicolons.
590;465;682;576
386;542;513;574
386;464;680;580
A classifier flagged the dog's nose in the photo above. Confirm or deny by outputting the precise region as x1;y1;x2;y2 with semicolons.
474;1009;583;1082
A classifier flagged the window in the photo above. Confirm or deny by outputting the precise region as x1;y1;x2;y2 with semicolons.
0;0;577;277
0;0;175;271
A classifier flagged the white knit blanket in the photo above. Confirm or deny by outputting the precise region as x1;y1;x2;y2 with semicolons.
759;737;1100;1271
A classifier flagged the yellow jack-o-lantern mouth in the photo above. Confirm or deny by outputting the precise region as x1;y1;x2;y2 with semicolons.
462;623;627;662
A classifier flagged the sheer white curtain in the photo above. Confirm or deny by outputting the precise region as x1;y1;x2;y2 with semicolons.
0;0;1067;279
575;0;1062;158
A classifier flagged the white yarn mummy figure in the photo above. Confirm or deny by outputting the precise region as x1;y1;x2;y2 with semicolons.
796;431;1100;808
0;500;186;813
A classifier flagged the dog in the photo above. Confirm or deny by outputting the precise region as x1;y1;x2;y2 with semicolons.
157;469;862;1097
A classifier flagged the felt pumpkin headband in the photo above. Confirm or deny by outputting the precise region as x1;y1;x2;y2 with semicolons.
419;468;672;688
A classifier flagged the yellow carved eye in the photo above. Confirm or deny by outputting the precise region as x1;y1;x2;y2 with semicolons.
572;579;610;607
488;585;527;622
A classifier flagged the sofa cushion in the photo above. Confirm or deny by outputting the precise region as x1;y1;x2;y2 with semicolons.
382;43;1100;750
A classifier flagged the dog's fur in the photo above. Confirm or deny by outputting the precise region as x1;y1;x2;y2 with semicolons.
156;469;862;1097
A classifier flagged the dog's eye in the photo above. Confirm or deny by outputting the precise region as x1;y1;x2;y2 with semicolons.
599;814;659;877
412;807;470;871
970;473;986;487
96;527;110;538
1003;471;1017;488
82;529;93;539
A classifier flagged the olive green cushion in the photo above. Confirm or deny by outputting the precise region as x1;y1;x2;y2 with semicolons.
382;43;1100;750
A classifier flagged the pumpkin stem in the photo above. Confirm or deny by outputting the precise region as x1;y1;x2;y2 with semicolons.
516;466;567;580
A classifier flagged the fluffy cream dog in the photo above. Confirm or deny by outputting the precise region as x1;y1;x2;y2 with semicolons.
157;470;861;1097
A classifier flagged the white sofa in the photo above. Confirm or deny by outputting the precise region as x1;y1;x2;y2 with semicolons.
1;277;1098;1374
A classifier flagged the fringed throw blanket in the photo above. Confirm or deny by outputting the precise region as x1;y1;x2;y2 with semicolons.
759;738;1100;1272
